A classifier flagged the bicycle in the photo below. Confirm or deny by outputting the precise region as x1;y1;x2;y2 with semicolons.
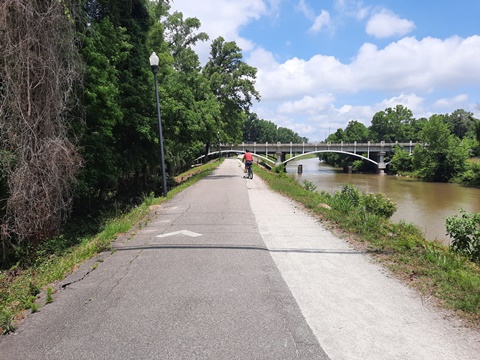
245;162;253;179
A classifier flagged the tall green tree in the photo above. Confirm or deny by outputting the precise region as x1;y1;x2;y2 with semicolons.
203;37;260;146
76;18;131;198
412;115;469;181
243;114;279;143
389;145;413;174
78;0;160;199
444;109;476;139
153;8;217;173
277;127;306;143
343;120;370;142
369;105;414;142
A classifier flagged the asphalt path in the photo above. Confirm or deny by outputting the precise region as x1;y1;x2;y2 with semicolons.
1;158;480;359
0;159;328;360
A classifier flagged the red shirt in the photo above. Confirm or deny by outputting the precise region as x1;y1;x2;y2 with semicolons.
243;152;253;161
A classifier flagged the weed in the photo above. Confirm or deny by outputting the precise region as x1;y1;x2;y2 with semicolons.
303;180;317;192
46;287;53;304
29;282;41;297
446;209;480;263
0;309;15;334
29;302;40;313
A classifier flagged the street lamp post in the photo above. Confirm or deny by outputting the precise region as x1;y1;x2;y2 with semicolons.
149;52;168;197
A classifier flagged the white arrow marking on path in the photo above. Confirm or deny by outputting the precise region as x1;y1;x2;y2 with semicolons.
156;230;203;238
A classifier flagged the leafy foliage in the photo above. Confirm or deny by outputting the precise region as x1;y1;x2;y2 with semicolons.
363;193;397;218
204;36;260;143
389;145;413;174
370;105;414;142
413;115;469;181
446;210;480;263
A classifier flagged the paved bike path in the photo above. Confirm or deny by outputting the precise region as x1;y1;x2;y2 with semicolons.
0;159;328;359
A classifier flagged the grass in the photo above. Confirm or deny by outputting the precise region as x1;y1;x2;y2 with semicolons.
0;160;221;334
254;164;480;328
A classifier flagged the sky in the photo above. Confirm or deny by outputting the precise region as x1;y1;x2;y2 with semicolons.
169;0;480;142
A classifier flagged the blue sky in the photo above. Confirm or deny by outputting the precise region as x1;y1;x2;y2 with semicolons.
170;0;480;142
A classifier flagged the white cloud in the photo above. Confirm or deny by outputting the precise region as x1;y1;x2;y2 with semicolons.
334;0;370;20
278;94;336;114
167;1;480;141
296;0;315;20
377;93;425;114
169;0;269;61
309;10;331;33
434;94;469;108
296;0;331;33
252;35;480;100
366;10;415;39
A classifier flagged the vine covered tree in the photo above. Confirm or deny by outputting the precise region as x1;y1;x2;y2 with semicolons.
0;0;82;251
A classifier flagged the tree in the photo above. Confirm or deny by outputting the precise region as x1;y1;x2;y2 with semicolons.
163;11;208;71
75;18;131;199
412;115;469;181
78;0;162;198
389;145;413;174
403;117;428;142
444;109;476;139
369;105;414;142
277;127;306;143
153;8;218;173
343;120;370;142
203;37;260;145
243;114;276;143
0;0;82;248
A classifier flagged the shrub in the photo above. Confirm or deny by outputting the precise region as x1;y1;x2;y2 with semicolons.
445;209;480;263
303;180;317;192
363;193;397;219
272;164;285;174
0;308;15;334
339;183;361;206
455;161;480;186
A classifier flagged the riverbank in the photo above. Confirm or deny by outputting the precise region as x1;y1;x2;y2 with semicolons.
254;164;480;328
286;157;480;244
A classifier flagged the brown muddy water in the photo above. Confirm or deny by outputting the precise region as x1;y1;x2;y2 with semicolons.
286;157;480;245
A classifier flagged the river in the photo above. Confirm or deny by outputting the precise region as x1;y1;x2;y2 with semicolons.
285;157;480;245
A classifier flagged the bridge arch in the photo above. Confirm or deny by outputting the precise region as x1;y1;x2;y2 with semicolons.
283;150;378;166
197;149;379;167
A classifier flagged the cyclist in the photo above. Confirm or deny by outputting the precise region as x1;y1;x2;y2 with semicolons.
243;149;253;175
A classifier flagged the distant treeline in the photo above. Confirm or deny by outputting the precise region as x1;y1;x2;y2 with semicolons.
319;105;480;184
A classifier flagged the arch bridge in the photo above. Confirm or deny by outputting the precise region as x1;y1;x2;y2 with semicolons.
203;141;418;174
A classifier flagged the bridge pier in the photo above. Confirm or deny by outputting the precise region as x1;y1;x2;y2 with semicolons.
275;151;287;165
377;151;386;175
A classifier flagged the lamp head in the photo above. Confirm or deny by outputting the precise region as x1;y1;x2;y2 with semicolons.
149;52;159;74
